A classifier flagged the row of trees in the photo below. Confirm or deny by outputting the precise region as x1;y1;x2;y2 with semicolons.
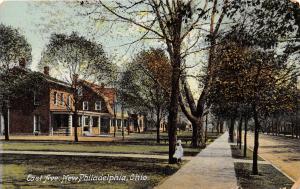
1;0;299;174
93;0;299;165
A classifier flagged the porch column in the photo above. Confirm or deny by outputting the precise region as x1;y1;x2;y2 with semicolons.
81;114;84;134
89;116;92;134
115;119;118;129
49;112;53;136
109;118;112;133
98;116;101;135
68;114;72;136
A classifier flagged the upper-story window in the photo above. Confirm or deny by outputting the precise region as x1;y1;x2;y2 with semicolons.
53;92;58;105
78;86;83;97
83;101;89;110
67;95;71;107
33;92;40;106
61;93;64;105
95;101;101;110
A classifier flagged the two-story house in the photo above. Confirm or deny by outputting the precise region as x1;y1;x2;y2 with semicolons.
0;60;145;136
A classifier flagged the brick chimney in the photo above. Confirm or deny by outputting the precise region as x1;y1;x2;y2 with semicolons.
72;74;79;86
101;83;105;88
19;58;26;68
43;66;50;75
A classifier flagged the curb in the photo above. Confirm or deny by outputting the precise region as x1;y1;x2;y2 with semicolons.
247;146;296;183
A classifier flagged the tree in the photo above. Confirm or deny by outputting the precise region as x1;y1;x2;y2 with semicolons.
0;24;32;140
209;36;297;175
227;0;299;175
90;0;214;163
119;48;171;143
40;32;114;142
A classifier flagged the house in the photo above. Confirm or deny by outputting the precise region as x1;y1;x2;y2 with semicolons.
0;60;144;136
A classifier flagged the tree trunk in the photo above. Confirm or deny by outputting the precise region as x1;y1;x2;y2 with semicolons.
191;121;198;148
252;104;260;175
127;119;130;135
2;102;9;141
73;98;79;142
205;114;208;143
168;52;181;164
121;106;124;140
244;116;248;157
156;110;160;144
220;120;224;133
238;115;243;149
191;119;205;148
229;118;235;142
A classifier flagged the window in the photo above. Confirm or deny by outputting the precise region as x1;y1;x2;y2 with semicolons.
61;93;64;105
67;95;71;107
84;116;90;126
53;92;57;105
33;92;40;106
95;101;101;110
77;86;83;96
83;101;89;110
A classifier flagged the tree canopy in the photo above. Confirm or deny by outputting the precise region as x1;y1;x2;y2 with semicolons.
0;24;32;71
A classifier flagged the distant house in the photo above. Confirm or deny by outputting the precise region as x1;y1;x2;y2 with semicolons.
0;60;144;136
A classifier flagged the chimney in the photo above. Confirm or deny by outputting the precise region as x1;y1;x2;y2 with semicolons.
19;58;26;68
72;74;79;85
43;66;50;75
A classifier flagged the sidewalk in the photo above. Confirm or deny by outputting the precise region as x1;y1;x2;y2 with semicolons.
0;149;194;160
157;132;238;189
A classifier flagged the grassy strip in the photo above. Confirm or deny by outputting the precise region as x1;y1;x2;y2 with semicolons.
0;154;182;189
231;144;293;189
234;163;293;189
1;142;201;156
230;145;264;161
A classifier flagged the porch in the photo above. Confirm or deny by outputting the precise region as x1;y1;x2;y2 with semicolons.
50;111;113;136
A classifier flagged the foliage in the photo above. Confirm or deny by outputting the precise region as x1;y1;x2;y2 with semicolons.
119;48;171;123
40;32;114;83
0;24;32;71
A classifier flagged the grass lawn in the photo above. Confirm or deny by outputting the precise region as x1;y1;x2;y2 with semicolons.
0;132;222;188
1;131;221;156
0;154;181;189
234;163;293;189
231;145;264;161
1;142;201;156
231;144;293;189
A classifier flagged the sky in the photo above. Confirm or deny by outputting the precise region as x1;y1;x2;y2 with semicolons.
0;0;139;70
2;0;297;94
0;0;203;96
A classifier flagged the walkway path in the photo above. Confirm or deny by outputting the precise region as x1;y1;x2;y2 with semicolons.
0;150;193;160
247;132;300;181
157;132;237;189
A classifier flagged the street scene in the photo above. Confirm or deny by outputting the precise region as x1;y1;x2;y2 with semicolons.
0;0;299;188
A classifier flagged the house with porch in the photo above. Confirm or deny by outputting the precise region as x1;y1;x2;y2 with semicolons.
0;60;144;136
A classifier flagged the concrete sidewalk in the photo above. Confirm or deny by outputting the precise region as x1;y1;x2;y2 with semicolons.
0;150;193;160
157;132;238;189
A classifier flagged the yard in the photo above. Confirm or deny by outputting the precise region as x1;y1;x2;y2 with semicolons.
0;131;221;188
0;154;180;189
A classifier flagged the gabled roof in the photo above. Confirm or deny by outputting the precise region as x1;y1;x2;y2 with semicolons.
10;66;115;115
79;80;116;115
10;66;71;88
